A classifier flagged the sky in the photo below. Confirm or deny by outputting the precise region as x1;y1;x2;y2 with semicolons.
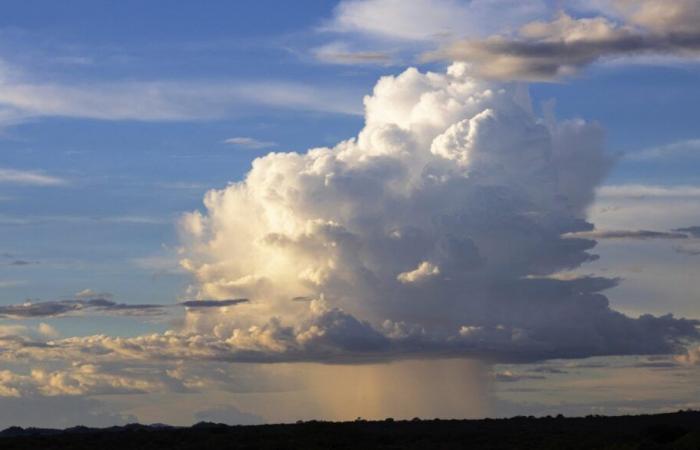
1;0;700;427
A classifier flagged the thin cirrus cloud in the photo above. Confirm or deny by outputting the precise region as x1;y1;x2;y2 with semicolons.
624;138;700;161
0;69;363;127
312;41;393;65
223;137;277;150
567;229;690;240
596;184;700;199
322;0;546;41
0;167;66;186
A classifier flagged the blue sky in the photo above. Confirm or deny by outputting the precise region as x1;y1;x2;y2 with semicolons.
1;0;700;427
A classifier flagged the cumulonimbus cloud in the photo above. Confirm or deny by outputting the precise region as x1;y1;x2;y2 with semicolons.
425;0;700;81
169;62;698;363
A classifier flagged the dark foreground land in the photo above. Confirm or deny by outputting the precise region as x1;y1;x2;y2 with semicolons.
3;411;700;449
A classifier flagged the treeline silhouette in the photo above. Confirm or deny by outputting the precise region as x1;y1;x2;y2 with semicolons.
2;410;700;449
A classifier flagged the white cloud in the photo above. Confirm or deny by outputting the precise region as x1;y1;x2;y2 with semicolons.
313;0;545;66
0;167;66;186
625;138;700;161
397;261;440;284
223;137;276;149
596;184;700;199
325;0;545;41
312;41;393;65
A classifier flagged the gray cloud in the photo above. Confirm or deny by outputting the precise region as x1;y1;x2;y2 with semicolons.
675;226;700;237
568;229;689;240
179;299;249;308
0;296;249;319
0;298;163;319
6;260;37;266
2;298;695;365
426;1;700;81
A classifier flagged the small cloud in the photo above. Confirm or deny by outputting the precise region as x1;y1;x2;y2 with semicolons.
51;56;94;66
494;370;546;383
7;260;38;266
223;137;276;149
397;261;440;284
179;298;249;308
313;42;393;65
75;289;113;301
37;322;59;339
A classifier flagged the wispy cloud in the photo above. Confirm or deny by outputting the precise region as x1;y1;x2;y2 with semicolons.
0;214;170;226
597;184;700;199
625;138;700;161
323;0;545;42
223;137;276;149
567;229;689;240
312;42;393;65
0;168;66;186
0;294;249;319
313;0;545;66
0;63;363;127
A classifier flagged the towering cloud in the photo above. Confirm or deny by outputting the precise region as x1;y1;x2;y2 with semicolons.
177;63;697;362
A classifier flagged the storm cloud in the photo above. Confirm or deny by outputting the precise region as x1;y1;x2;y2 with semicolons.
168;63;698;363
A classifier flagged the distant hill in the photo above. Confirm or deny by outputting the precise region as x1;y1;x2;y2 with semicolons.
2;411;700;449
